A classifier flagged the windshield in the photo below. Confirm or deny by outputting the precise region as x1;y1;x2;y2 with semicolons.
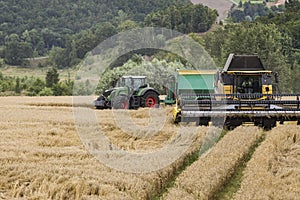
118;77;145;89
236;75;262;94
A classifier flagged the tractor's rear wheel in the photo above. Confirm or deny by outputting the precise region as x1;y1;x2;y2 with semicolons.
112;96;129;109
143;91;159;108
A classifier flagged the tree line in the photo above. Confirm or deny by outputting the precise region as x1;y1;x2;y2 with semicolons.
0;0;190;66
0;1;219;68
0;68;75;96
144;4;218;33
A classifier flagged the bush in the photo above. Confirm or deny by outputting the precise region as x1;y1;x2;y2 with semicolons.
39;87;54;96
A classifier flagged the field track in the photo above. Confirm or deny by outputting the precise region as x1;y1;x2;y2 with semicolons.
0;97;299;199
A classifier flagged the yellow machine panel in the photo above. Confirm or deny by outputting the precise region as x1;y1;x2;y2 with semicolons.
262;85;273;94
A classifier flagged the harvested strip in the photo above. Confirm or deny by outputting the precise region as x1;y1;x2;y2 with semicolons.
233;125;300;199
164;126;262;200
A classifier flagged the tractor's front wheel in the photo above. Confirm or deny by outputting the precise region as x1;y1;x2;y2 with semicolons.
143;91;159;108
112;96;129;109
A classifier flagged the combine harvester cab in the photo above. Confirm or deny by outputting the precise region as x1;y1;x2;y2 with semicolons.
176;54;300;130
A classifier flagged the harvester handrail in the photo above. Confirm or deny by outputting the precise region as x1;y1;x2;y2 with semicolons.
179;93;300;112
179;93;300;98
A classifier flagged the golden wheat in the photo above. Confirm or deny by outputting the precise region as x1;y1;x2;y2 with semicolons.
233;125;300;199
164;126;262;200
5;97;298;199
0;97;207;199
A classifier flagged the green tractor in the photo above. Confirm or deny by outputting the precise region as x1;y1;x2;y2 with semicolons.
93;76;160;109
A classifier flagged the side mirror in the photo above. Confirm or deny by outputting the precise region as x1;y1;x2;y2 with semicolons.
274;72;279;84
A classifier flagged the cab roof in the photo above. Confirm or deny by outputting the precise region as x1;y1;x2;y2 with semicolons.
224;54;266;72
177;69;217;75
122;76;146;79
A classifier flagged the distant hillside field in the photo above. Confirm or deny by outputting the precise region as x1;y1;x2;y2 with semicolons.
191;0;233;21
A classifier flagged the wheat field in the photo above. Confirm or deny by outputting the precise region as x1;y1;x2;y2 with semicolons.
163;126;262;200
233;125;300;199
0;97;299;199
0;96;208;199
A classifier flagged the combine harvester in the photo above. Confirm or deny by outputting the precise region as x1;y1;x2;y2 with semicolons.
168;54;300;130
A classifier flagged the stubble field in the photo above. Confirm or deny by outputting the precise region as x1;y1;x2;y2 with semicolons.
0;96;299;199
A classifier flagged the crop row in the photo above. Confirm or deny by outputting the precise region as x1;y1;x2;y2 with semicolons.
163;126;262;200
233;125;300;199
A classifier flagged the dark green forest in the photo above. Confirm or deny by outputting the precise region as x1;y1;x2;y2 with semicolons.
0;0;191;66
144;4;218;33
0;0;300;95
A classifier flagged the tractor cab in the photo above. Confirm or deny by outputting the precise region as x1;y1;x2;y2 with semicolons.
117;76;147;92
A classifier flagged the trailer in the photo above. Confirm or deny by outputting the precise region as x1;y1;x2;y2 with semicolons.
165;69;216;124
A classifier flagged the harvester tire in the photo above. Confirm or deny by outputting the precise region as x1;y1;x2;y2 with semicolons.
196;118;209;126
112;96;129;109
262;117;276;131
143;91;159;108
224;117;242;130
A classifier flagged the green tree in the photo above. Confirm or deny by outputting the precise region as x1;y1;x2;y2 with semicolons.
74;30;97;59
22;29;44;56
94;22;117;43
144;4;217;34
118;20;139;32
204;22;292;92
48;47;70;68
4;34;33;65
15;77;21;94
27;78;45;96
39;87;54;96
46;67;59;88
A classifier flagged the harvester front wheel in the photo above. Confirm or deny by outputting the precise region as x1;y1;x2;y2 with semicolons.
196;118;209;126
143;91;159;108
262;117;276;131
113;96;129;109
